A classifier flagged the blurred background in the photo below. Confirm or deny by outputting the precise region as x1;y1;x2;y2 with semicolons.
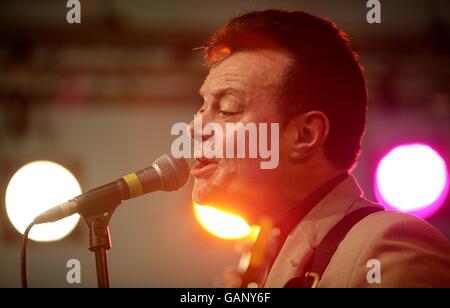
0;0;449;287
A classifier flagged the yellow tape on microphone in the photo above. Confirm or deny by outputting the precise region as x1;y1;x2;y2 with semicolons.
122;173;143;198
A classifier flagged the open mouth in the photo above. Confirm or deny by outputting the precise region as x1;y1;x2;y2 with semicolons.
191;158;219;178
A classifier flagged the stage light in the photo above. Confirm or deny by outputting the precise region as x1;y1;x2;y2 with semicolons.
193;203;259;240
375;144;449;218
5;161;82;242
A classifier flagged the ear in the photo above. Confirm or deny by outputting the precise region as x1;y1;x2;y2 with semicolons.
289;111;330;162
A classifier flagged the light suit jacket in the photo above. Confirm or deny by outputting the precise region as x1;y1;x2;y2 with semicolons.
264;176;450;288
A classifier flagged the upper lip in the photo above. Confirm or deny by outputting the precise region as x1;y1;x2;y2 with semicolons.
195;157;219;165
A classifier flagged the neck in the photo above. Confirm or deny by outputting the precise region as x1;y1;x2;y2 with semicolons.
266;164;348;221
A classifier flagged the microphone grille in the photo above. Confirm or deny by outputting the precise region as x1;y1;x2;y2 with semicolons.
153;154;190;191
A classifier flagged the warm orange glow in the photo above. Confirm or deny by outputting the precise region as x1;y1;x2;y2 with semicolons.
193;202;260;240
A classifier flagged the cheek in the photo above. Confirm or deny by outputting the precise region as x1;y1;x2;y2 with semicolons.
203;158;261;190
227;154;254;166
222;158;264;187
277;128;294;160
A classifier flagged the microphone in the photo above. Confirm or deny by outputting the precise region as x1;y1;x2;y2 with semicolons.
33;154;190;224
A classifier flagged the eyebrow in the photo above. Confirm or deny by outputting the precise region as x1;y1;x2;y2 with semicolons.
199;86;245;101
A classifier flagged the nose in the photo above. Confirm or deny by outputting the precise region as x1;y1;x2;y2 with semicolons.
188;114;214;142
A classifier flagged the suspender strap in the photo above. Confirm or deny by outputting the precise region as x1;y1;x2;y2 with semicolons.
284;206;384;288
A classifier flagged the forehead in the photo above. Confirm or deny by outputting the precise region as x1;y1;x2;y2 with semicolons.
200;49;292;96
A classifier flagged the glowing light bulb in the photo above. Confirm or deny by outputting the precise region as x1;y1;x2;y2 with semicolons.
193;203;259;240
375;144;448;218
6;161;82;242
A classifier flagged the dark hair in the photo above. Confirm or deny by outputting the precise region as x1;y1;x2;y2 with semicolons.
204;9;367;170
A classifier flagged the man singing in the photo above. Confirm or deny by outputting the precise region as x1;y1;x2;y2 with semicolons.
188;9;450;287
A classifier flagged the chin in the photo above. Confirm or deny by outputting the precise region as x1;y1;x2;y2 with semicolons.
192;185;237;211
192;180;257;222
192;179;219;205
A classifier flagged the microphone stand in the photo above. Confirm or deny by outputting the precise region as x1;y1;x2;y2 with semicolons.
84;213;114;288
79;187;122;288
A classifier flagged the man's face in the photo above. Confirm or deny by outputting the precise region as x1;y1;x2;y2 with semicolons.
189;49;294;221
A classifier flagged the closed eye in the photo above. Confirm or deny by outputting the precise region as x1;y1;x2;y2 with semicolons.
219;110;240;116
